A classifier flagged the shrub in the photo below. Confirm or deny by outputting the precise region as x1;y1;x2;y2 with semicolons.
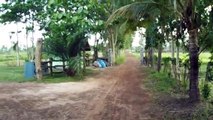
202;83;211;100
115;55;125;65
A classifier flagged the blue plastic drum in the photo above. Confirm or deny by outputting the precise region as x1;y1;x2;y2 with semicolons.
24;62;35;79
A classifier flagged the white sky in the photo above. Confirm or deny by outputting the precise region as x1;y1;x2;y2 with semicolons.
88;31;141;47
132;31;141;47
0;22;44;48
132;28;145;47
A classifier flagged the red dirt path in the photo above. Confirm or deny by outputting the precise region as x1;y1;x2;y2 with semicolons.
0;53;160;120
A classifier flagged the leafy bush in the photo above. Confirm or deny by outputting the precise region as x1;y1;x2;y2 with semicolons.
162;57;171;72
115;55;125;65
67;55;83;77
202;83;211;100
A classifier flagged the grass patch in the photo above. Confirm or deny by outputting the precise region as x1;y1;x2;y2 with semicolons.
133;52;211;63
0;66;25;83
146;68;177;94
0;65;96;83
115;54;126;65
132;52;140;59
160;52;211;63
38;74;83;83
38;68;96;83
144;67;213;120
144;66;213;120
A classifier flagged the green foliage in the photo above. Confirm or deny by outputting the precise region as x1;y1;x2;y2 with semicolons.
43;20;88;59
162;57;171;72
67;55;83;76
115;54;126;65
202;83;211;100
0;0;45;23
42;0;107;60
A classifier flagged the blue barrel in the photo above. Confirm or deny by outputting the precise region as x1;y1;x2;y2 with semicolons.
24;62;35;79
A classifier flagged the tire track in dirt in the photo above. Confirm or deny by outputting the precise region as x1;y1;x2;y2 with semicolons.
85;53;156;120
84;64;122;120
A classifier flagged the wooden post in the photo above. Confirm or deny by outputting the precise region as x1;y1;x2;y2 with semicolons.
62;58;65;72
49;60;53;76
49;58;53;76
35;38;43;80
83;50;86;72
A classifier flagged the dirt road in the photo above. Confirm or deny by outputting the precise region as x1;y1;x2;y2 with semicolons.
0;53;159;120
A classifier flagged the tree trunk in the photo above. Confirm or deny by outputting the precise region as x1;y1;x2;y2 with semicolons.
16;45;20;66
16;23;20;66
111;30;116;65
176;45;181;90
140;47;144;65
171;37;177;79
112;36;116;64
25;30;30;60
171;39;175;58
108;28;116;65
93;34;98;61
35;38;43;80
144;49;148;66
157;43;162;72
62;58;65;72
176;45;180;73
188;29;200;102
83;50;86;73
31;17;35;60
149;47;154;68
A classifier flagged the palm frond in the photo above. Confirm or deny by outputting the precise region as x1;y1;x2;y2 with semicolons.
106;0;170;26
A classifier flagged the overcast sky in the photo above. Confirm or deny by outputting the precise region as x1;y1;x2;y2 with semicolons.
0;22;44;48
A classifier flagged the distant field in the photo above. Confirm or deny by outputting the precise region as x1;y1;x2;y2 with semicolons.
160;52;211;63
133;52;211;78
133;52;211;63
0;52;27;66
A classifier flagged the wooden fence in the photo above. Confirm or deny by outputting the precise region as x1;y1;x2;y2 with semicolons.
41;59;68;76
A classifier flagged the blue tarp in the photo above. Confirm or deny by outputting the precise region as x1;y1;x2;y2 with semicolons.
98;59;106;68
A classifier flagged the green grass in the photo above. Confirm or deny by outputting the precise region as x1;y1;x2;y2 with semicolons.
0;52;27;67
38;68;96;83
160;52;211;63
115;53;126;65
0;66;26;82
146;69;177;93
0;64;96;83
132;52;211;63
0;52;97;83
132;52;140;59
38;74;83;83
